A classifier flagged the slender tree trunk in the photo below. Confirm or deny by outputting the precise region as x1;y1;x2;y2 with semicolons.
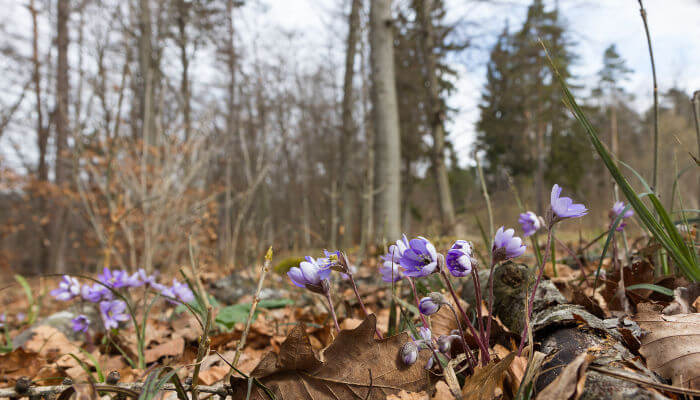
138;0;155;142
223;0;237;267
359;12;374;251
52;0;70;273
339;0;362;249
692;91;700;208
29;0;49;273
370;0;401;241
176;0;191;140
416;0;456;234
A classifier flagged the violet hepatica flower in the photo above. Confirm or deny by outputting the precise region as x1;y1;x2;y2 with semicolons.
71;315;90;333
379;260;404;283
418;327;432;342
81;283;110;303
550;184;587;221
400;341;419;366
170;279;195;303
287;256;331;294
98;268;140;289
518;211;543;237
492;227;526;262
437;334;460;353
51;275;82;301
446;240;477;277
611;201;634;231
399;237;438;277
100;300;129;330
419;292;446;316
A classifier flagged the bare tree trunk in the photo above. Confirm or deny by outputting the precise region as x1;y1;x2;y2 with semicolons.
138;0;155;142
370;0;401;241
51;0;70;273
692;91;700;208
338;0;362;248
359;20;374;250
416;0;456;234
176;0;191;140
29;0;50;273
223;0;237;267
534;122;545;216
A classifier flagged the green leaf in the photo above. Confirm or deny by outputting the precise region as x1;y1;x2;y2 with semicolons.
216;304;261;330
626;283;674;297
14;275;38;325
593;204;631;290
257;298;294;309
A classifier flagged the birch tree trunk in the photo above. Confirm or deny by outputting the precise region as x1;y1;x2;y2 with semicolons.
370;0;401;241
416;0;456;234
339;0;362;248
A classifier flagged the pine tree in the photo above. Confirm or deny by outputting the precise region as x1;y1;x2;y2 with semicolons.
476;0;587;212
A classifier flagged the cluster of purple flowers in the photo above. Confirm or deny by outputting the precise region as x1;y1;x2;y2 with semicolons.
51;268;195;333
611;201;634;231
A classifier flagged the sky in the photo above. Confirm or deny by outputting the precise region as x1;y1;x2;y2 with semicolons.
252;0;700;165
1;0;699;170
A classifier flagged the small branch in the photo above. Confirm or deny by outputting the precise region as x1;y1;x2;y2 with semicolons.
226;247;273;381
191;306;213;400
0;383;229;399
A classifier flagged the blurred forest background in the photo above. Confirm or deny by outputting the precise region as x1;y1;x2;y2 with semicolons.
0;0;698;277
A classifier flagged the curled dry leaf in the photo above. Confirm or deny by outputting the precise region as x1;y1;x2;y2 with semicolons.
634;312;700;389
230;314;431;399
536;351;593;400
461;352;515;400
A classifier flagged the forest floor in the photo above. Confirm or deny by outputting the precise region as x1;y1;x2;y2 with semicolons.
0;229;698;400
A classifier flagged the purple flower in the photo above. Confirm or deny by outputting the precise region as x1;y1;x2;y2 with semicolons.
418;327;432;342
98;268;140;289
437;334;460;353
399;237;438;277
71;315;90;333
492;227;526;262
518;211;542;237
170;279;194;303
17;312;26;323
550;184;587;220
340;263;357;280
287;256;331;294
99;300;129;330
50;275;82;301
419;296;440;316
136;269;158;287
81;283;110;303
446;240;477;277
400;341;419;365
425;355;435;370
379;260;404;282
611;201;634;231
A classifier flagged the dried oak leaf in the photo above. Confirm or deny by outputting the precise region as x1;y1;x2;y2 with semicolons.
230;314;430;399
461;352;515;400
536;352;593;400
634;312;700;389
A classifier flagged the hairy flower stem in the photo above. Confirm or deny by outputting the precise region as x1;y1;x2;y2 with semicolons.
518;226;554;356
470;268;485;344
347;273;383;339
485;259;497;347
446;304;476;368
440;270;489;364
407;277;429;328
324;291;341;333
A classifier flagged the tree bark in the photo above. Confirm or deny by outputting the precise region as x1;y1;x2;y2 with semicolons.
137;0;155;142
29;0;50;273
338;0;362;249
370;0;401;241
416;0;456;234
176;0;191;141
52;0;71;273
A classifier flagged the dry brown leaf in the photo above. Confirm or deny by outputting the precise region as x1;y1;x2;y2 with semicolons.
23;325;80;361
461;352;515;400
198;365;229;385
432;381;456;400
230;314;431;399
144;335;185;364
634;312;700;389
0;348;44;385
536;352;593;400
387;391;428;400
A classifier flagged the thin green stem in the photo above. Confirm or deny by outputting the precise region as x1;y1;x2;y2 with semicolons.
325;290;341;333
637;0;659;192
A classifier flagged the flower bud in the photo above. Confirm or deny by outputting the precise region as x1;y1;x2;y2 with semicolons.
419;326;432;342
418;292;446;316
400;341;419;366
425;355;435;370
